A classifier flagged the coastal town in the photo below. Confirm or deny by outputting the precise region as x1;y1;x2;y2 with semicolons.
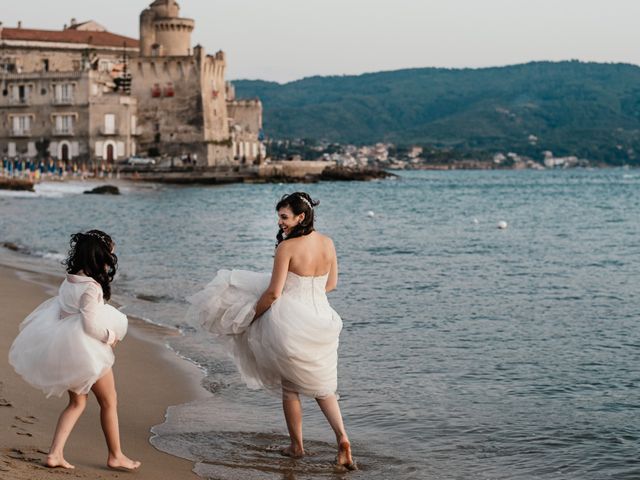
0;0;597;191
266;139;588;171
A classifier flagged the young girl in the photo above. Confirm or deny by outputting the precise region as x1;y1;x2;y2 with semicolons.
8;230;141;471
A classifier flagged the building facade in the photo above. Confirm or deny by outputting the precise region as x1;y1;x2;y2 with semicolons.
0;0;264;167
0;69;137;164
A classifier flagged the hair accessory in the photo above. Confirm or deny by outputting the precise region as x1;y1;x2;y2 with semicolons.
297;195;313;209
84;231;110;247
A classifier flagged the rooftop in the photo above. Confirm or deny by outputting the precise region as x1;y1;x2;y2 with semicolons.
0;26;139;49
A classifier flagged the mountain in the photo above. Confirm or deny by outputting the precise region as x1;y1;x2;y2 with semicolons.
234;61;640;164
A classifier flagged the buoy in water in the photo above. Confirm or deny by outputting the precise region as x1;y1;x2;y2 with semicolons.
366;211;375;218
472;218;479;224
497;220;508;229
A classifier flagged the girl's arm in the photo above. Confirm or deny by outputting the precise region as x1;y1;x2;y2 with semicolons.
79;286;116;345
326;239;338;293
253;243;291;320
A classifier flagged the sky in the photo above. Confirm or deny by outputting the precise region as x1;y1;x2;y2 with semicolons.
2;0;639;83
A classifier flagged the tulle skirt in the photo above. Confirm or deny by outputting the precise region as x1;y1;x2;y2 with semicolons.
8;298;128;398
187;269;343;398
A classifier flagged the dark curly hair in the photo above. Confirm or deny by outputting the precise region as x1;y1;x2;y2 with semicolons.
64;230;117;301
276;192;320;245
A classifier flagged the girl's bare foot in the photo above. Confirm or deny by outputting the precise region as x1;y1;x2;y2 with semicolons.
45;454;75;469
280;445;305;458
336;438;357;470
107;453;141;471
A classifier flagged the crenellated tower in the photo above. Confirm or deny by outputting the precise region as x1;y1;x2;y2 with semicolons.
132;0;262;166
140;0;194;57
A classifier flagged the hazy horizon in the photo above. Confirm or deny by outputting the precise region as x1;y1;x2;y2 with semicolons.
2;0;639;83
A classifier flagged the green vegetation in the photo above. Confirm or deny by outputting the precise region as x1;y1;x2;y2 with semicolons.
235;61;640;164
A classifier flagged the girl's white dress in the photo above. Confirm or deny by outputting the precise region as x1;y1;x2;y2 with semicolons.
188;270;343;398
9;274;128;398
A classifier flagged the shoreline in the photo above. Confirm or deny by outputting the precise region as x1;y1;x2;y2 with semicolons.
0;262;211;479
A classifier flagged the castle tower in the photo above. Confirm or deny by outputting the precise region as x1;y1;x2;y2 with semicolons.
139;0;194;56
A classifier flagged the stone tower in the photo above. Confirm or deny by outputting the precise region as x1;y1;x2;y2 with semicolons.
139;0;194;57
133;0;234;166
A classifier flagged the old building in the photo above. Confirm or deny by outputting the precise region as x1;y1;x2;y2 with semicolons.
0;21;139;165
226;82;266;164
0;0;264;167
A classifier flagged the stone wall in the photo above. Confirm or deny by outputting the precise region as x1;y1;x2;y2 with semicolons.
228;99;264;163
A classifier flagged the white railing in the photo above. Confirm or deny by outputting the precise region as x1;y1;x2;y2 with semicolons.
53;128;74;136
8;97;29;106
10;129;31;137
100;126;117;136
53;96;74;105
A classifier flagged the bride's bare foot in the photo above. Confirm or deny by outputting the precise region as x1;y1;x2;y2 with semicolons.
45;454;75;469
280;445;305;458
107;453;141;471
336;438;357;471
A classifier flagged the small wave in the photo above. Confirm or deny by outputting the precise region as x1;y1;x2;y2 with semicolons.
40;252;66;263
135;293;173;303
0;180;121;198
151;429;401;480
2;241;65;265
29;249;66;264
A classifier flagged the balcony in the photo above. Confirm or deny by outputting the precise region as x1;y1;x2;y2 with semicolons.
53;127;75;136
8;97;30;106
99;126;118;136
53;96;75;106
10;129;32;137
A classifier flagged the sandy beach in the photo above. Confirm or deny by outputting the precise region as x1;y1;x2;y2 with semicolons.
0;264;209;479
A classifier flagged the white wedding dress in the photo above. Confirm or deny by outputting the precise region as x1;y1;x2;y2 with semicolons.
188;269;343;398
9;274;128;398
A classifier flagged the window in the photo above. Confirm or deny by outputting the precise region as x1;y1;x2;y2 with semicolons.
54;83;74;104
98;60;112;73
11;84;32;104
42;59;49;72
131;115;137;135
11;115;32;135
54;115;75;134
1;59;17;73
104;114;116;134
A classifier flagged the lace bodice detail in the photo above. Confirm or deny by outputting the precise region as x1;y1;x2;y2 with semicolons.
283;272;330;308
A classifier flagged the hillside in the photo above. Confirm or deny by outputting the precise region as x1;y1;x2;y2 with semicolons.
234;61;640;164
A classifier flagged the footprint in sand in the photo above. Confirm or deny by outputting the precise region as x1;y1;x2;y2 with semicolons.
8;448;42;464
0;384;12;407
14;416;36;425
11;425;33;437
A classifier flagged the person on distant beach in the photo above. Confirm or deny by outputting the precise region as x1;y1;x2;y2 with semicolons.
8;230;141;471
189;192;356;470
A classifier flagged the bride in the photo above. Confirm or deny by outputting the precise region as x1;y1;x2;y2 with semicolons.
188;192;355;470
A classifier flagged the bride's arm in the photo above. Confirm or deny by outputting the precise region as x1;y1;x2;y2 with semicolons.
253;243;291;320
326;239;338;293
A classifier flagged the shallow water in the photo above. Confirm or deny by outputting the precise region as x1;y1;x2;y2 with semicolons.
1;170;639;479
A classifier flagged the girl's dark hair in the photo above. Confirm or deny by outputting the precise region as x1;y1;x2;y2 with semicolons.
64;230;117;301
276;192;320;245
